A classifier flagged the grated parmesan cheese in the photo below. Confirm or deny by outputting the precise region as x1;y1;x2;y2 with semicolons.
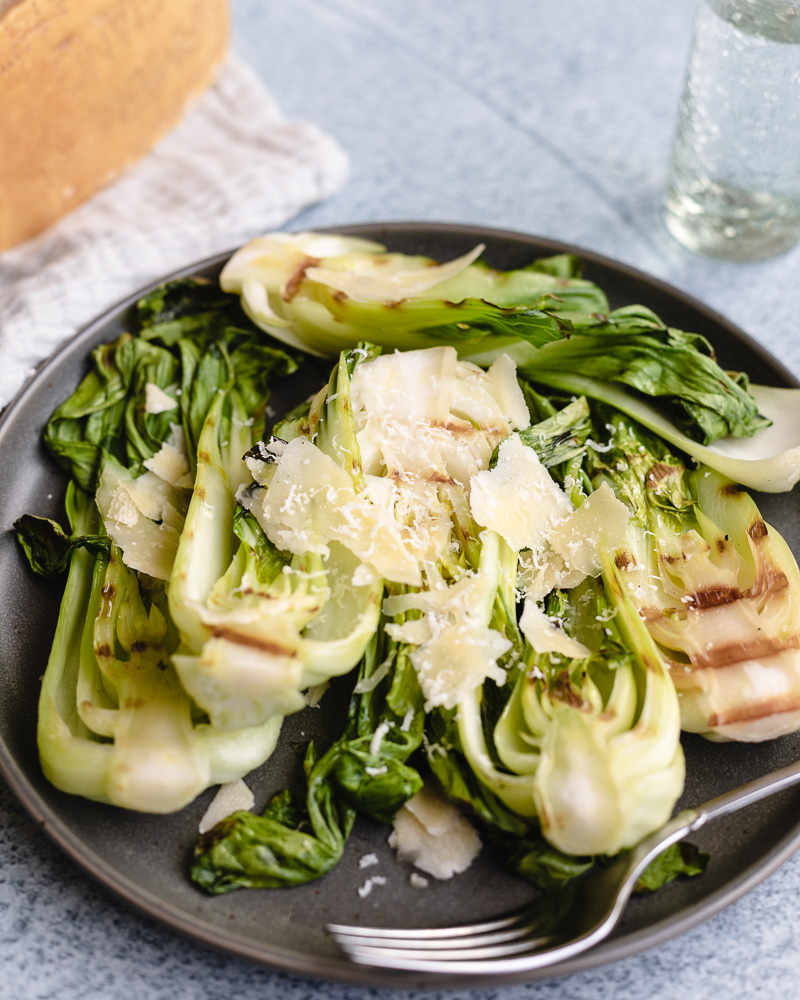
383;570;510;709
369;720;392;756
357;875;387;899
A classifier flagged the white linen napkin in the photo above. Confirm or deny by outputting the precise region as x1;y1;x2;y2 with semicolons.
0;55;350;410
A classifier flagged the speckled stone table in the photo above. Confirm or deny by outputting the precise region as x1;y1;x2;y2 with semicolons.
3;2;800;998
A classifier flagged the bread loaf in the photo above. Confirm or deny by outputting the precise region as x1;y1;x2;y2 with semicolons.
0;0;229;251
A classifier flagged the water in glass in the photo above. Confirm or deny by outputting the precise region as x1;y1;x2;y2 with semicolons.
663;0;800;260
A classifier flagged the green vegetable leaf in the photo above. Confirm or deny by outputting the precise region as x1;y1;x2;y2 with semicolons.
522;321;770;444
635;841;709;892
190;741;356;892
191;631;425;893
14;512;111;578
516;395;593;469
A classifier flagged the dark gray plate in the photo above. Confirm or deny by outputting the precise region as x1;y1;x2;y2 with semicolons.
2;222;800;989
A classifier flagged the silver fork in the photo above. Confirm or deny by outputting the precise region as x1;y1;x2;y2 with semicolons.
327;756;800;974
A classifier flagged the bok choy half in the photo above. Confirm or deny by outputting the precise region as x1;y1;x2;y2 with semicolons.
15;232;800;898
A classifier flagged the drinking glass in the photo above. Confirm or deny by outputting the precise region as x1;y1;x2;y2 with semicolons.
663;0;800;260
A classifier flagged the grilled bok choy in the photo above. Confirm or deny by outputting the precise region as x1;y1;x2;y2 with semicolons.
15;233;800;898
584;408;800;741
17;280;299;811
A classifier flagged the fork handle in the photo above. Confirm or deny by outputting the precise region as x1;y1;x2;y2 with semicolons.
627;755;800;887
690;755;800;832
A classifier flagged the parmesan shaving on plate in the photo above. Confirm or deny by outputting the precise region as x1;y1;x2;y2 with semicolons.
389;783;481;880
350;345;528;487
198;780;255;835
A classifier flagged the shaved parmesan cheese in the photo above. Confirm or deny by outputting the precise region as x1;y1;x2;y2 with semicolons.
470;434;573;551
105;483;142;527
94;425;194;580
144;382;178;415
198;780;255;834
96;462;182;580
520;600;591;657
258;436;428;585
518;547;587;603
126;471;176;520
548;482;630;577
384;618;432;646
161;500;185;532
389;784;481;879
471;440;629;603
359;477;452;569
382;564;495;620
485;353;531;432
144;440;193;489
350;346;520;486
258;437;344;556
103;519;180;581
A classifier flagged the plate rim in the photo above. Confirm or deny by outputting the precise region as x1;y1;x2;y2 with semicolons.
2;220;800;988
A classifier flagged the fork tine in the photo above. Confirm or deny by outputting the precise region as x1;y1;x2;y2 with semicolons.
326;904;530;942
338;933;559;968
331;923;543;952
